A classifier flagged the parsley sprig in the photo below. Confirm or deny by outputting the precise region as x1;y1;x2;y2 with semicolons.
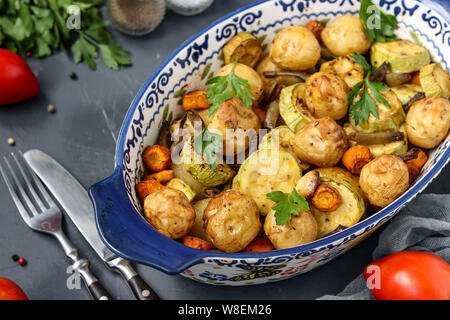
266;189;310;226
0;0;131;70
348;53;392;126
193;127;223;170
359;0;398;42
206;59;255;116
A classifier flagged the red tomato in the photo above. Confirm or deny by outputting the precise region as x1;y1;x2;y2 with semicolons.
0;278;28;300
364;251;450;300
0;49;40;105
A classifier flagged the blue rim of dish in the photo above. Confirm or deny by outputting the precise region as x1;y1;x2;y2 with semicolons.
107;0;450;265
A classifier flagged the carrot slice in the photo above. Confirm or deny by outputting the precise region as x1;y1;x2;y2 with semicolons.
182;90;211;111
242;237;275;253
142;145;172;172
311;184;342;212
144;169;174;184
136;180;165;202
252;106;266;122
342;145;372;175
405;149;428;183
181;235;214;250
410;71;421;86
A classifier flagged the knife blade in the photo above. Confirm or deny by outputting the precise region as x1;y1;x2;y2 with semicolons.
23;149;159;300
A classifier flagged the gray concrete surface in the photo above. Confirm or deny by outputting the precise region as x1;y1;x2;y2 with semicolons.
0;0;448;300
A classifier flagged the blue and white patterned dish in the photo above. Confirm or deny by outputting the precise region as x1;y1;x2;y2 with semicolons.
89;0;450;285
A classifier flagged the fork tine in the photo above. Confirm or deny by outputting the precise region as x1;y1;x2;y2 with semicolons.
3;156;39;216
18;151;56;207
0;161;33;224
11;153;47;211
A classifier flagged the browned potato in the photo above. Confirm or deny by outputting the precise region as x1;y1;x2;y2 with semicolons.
321;15;372;56
203;190;261;253
216;63;264;103
304;71;349;120
143;188;195;239
270;26;321;71
264;209;318;249
320;55;365;88
359;155;409;208
208;98;261;156
293;117;349;167
405;96;450;149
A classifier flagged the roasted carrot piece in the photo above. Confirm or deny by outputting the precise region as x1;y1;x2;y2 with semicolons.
305;20;325;43
311;184;342;212
405;149;428;183
342;145;372;175
181;235;214;251
142;145;172;172
144;169;174;184
410;71;421;86
242;238;275;253
182;90;211;111
252;106;266;122
136;179;165;202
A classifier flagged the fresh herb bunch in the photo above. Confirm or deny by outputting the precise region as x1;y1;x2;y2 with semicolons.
359;0;398;42
193;127;223;170
266;189;310;226
348;53;392;126
0;0;131;70
205;59;255;116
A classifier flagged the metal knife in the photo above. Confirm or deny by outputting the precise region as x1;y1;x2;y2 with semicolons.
23;149;160;300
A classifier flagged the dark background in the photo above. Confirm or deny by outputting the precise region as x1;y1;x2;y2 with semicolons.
0;0;448;300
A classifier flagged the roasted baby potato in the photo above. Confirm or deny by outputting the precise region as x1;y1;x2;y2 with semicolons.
223;32;263;68
143;188;195;239
308;167;366;238
319;55;365;88
270;26;321;71
321;15;371;56
203;190;261;253
208;97;261;156
405;96;450;149
293;117;348;167
217;63;264;103
264;209;318;249
360;155;409;208
235;147;303;215
304;71;349;120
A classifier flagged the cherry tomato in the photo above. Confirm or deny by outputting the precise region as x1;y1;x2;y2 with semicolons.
364;251;450;300
0;278;28;300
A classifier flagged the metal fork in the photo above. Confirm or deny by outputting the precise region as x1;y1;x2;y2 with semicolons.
0;152;113;300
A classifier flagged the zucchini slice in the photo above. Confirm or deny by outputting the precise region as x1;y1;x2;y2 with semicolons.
190;198;212;241
279;83;315;133
371;40;431;74
235;147;303;215
166;178;196;202
390;84;424;105
309;168;366;238
419;63;450;98
222;32;263;68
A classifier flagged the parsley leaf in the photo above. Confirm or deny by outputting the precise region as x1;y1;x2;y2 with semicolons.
350;53;371;73
359;0;398;42
193;127;223;170
206;59;255;116
266;189;310;226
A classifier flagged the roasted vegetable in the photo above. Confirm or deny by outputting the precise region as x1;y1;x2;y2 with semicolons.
311;184;342;212
304;71;349;120
166;178;196;201
263;100;280;129
309;168;366;238
293;117;348;168
359;155;409;208
419;63;450;98
143;145;172;172
182;90;211;111
390;84;424;105
270;26;321;71
242;237;275;253
190;198;211;241
136;179;165;202
405;96;450;149
171;161;206;198
371;40;431;74
252;105;266;122
181;235;213;250
295;170;319;199
385;72;411;87
305;20;325;43
222;32;263;68
264;209;317;249
279;83;315;132
144;170;174;184
320;55;365;88
203;190;261;253
234;147;303;215
342;145;373;175
405;149;428;183
321;15;372;56
143;188;195;239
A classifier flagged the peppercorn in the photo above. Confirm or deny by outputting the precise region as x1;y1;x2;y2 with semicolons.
18;258;27;266
69;72;78;80
11;254;20;262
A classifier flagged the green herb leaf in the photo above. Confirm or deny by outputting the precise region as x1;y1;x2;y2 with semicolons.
206;59;255;116
193;127;223;170
350;53;371;73
359;0;398;42
266;189;309;226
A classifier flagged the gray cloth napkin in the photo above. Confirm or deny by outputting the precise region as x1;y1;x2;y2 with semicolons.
318;193;450;300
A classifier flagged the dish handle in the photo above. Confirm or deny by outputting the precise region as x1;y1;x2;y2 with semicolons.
89;168;207;275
